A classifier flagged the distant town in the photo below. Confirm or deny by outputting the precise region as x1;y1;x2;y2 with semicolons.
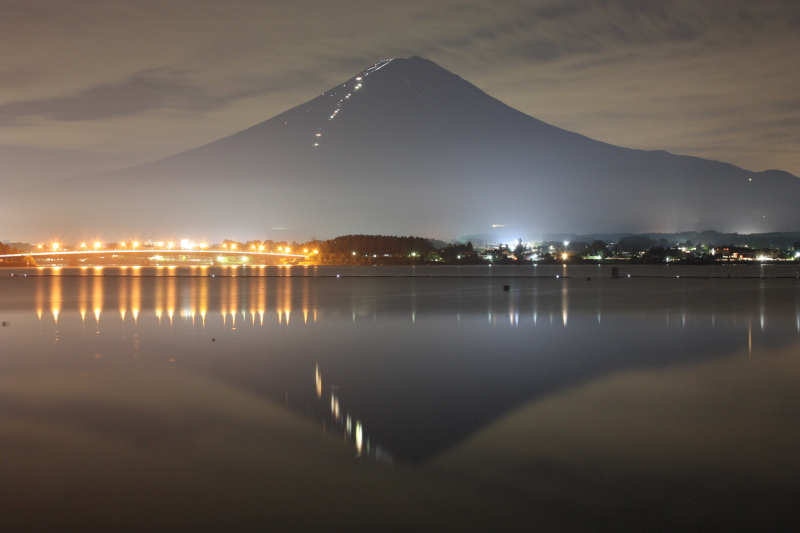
2;232;800;267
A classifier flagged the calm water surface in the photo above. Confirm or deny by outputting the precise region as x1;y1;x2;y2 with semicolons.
1;265;798;531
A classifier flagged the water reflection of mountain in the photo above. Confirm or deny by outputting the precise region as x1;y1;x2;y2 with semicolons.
3;265;799;462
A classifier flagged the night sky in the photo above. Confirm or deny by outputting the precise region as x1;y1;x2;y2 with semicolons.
2;0;798;194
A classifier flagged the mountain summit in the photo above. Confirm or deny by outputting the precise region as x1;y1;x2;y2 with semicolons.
4;56;799;241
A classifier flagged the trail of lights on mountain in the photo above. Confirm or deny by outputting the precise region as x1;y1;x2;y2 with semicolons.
312;59;394;147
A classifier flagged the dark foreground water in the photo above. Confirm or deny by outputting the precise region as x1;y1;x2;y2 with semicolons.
1;264;798;531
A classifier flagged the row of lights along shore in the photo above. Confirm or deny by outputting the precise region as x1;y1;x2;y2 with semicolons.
37;241;317;255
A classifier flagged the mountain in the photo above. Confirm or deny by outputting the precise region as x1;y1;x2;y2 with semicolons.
3;56;799;243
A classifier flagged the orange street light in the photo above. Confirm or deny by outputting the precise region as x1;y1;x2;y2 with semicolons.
132;241;139;250
80;243;87;251
167;242;174;250
258;245;265;252
120;242;126;250
94;241;101;251
51;242;59;251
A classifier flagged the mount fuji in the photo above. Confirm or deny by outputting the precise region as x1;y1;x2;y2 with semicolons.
3;56;799;242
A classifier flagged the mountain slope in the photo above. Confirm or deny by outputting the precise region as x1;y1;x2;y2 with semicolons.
3;56;799;242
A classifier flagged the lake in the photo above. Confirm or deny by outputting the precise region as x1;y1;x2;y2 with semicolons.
1;264;798;531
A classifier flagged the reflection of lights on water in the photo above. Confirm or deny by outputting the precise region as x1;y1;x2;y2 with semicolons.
315;364;322;399
324;369;390;464
355;422;363;456
331;393;340;420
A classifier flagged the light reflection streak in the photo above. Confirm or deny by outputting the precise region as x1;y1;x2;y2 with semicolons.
322;369;388;463
51;273;62;324
92;275;103;324
35;273;44;320
131;273;141;324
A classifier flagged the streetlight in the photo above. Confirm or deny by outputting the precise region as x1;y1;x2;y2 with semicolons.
51;242;59;252
120;242;126;251
231;243;237;251
94;241;101;251
258;245;265;252
167;242;174;250
132;241;139;250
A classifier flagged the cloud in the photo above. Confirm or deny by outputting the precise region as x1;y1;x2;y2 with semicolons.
0;65;332;125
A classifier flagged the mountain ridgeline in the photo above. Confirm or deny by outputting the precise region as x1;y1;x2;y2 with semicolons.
4;56;799;242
